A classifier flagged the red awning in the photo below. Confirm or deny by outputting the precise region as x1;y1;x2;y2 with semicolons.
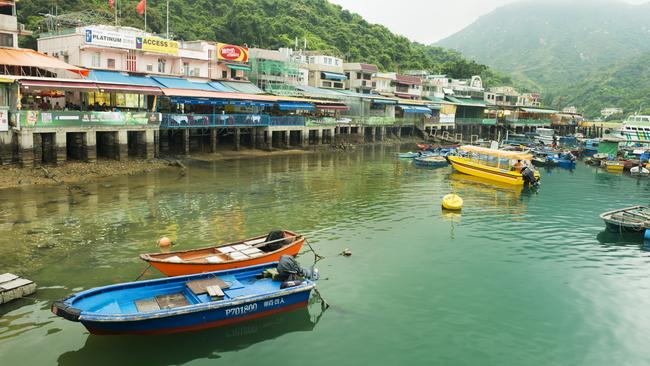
395;93;417;99
0;48;89;77
161;88;279;102
96;83;163;95
316;105;350;111
20;79;98;91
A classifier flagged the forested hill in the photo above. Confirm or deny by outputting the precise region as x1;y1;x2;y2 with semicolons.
17;0;512;86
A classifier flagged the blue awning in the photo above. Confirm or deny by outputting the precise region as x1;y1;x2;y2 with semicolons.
151;76;216;91
87;70;160;87
321;72;347;81
370;98;396;105
398;105;432;114
169;97;273;107
207;82;236;93
277;102;315;111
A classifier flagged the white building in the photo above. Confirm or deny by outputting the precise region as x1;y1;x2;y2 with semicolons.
0;0;30;48
601;107;623;118
302;53;347;90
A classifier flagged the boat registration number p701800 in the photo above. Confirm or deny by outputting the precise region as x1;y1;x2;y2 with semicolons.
225;303;258;317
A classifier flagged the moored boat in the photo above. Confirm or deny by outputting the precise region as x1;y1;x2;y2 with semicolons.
141;231;304;276
51;261;317;335
447;146;540;186
631;165;650;176
600;206;650;233
605;161;625;172
414;155;448;168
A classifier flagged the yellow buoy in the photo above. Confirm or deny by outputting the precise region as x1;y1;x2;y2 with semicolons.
442;194;463;211
158;236;172;248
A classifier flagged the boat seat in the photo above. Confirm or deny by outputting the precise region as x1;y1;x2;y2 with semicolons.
244;238;266;246
135;298;161;313
205;255;223;263
217;246;235;254
155;293;190;309
233;244;251;251
186;277;230;295
163;255;183;263
242;247;264;258
206;285;225;301
228;251;249;260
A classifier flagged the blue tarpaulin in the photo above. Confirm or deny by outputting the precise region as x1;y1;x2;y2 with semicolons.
170;97;273;107
151;76;217;91
87;70;161;87
321;72;347;81
398;105;432;114
277;102;315;111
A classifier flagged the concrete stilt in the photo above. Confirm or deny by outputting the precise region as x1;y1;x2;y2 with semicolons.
116;130;128;160
234;128;241;151
316;129;323;145
0;132;12;165
55;131;67;165
19;132;34;168
210;128;217;153
182;129;190;155
301;129;308;148
371;126;376;142
86;132;96;163
144;130;155;159
397;127;402;139
284;131;289;148
251;128;258;149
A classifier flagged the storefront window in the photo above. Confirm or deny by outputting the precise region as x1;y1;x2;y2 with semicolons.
0;86;7;107
115;93;142;108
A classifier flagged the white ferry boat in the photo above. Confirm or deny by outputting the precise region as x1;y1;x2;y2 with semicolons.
534;128;555;145
615;115;650;143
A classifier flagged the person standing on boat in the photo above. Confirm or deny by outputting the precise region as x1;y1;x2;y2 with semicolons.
513;159;523;172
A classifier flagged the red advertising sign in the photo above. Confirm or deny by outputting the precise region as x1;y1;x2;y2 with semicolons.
216;43;249;63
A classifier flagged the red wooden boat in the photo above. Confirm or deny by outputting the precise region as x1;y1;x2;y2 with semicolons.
140;230;304;276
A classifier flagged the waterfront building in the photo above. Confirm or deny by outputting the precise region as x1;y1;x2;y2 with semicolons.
0;0;31;48
248;48;301;95
302;53;347;90
601;107;623;118
371;72;422;100
485;86;541;107
343;63;378;94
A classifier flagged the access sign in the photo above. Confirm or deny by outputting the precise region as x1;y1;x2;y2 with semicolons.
216;43;249;63
136;37;179;56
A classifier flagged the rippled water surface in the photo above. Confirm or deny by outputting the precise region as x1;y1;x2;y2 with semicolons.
2;145;650;366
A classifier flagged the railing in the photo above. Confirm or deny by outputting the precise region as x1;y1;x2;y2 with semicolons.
306;117;339;127
505;118;552;126
13;110;161;128
161;114;269;128
269;116;305;126
455;118;497;126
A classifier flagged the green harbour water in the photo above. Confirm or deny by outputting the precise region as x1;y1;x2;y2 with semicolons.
1;145;650;365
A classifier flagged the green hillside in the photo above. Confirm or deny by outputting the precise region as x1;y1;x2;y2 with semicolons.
437;0;650;92
16;0;511;86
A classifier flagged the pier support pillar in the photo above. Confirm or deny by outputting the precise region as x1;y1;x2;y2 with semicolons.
301;129;308;148
144;129;155;159
268;130;275;150
251;128;258;149
19;132;34;168
116;130;128;161
370;126;376;143
316;129;323;145
284;131;289;148
234;128;241;151
55;131;67;164
210;128;217;153
397;127;402;139
0;132;12;165
85;132;96;163
182;129;190;155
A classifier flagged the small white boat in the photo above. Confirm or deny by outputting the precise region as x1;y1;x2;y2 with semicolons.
631;165;650;176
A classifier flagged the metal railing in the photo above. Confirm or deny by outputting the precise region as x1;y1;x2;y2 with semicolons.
505;118;552;126
269;116;305;126
161;114;269;128
455;118;497;125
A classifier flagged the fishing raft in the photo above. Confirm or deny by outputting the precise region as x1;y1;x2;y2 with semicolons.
600;206;650;233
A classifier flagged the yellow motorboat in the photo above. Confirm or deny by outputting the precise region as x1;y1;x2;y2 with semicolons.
605;161;625;172
442;194;463;210
447;145;540;186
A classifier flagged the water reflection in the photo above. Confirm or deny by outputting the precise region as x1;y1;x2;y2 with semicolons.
57;304;324;366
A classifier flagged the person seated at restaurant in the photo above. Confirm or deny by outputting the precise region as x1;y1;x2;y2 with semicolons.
54;102;62;111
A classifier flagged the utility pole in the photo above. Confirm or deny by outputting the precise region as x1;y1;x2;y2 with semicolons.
166;0;170;39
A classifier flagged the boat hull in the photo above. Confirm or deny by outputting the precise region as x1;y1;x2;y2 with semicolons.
447;156;530;186
146;241;303;277
80;291;311;335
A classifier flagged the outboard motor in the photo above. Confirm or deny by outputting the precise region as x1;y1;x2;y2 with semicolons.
521;166;540;187
277;255;319;284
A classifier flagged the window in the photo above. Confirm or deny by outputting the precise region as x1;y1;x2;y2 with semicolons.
107;58;116;69
193;68;201;77
0;86;8;107
231;68;237;79
91;52;101;68
333;82;343;89
157;58;166;73
322;81;332;88
146;64;153;72
222;70;228;79
183;62;190;76
0;33;13;48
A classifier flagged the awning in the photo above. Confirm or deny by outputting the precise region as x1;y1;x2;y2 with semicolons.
87;70;161;87
151;76;216;91
426;104;442;110
95;83;162;95
0;77;12;83
170;97;273;107
321;72;347;81
0;48;88;76
226;64;252;72
520;107;558;114
220;81;265;94
161;88;279;102
19;79;98;91
207;82;236;93
371;98;397;105
398;105;432;114
277;102;315;111
446;96;490;107
316;105;350;111
395;93;416;99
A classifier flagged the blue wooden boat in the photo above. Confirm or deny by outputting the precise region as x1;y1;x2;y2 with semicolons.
414;155;448;168
51;263;316;335
398;152;419;159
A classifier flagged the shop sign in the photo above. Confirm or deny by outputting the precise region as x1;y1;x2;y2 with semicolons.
84;28;136;50
216;43;249;62
136;37;179;55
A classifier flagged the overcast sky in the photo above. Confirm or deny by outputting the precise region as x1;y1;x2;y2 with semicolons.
329;0;650;44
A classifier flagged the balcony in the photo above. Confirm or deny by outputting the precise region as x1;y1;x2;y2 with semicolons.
455;118;497;126
505;118;552;126
14;110;161;128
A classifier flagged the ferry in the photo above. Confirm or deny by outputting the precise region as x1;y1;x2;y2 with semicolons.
614;115;650;143
447;145;540;186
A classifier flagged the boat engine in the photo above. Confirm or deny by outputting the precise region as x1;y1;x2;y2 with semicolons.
521;167;540;187
277;255;319;282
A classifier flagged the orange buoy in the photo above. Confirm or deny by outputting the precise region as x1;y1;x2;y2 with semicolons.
158;236;172;248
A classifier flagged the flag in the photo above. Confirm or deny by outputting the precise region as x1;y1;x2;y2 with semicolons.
109;0;114;10
136;0;146;16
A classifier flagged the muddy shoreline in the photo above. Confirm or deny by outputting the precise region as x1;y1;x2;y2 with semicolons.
0;137;416;190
